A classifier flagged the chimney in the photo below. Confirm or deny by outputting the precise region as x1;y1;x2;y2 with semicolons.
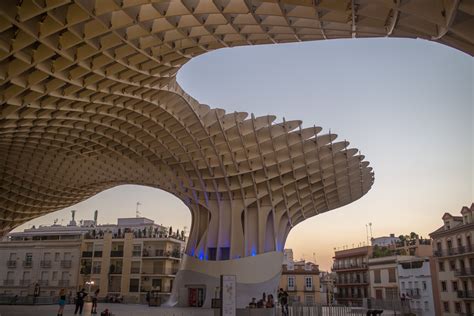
94;210;98;225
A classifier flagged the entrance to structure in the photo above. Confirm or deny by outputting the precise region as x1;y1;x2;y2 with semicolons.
188;287;205;307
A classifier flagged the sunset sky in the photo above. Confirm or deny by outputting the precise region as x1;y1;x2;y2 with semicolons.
14;37;473;271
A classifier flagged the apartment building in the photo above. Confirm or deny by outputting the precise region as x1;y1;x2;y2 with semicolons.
0;222;89;298
320;271;336;305
398;257;436;315
430;204;474;316
333;246;372;306
368;255;400;301
279;250;321;305
78;217;185;305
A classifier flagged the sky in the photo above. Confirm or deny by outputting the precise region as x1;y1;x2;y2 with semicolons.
14;37;473;271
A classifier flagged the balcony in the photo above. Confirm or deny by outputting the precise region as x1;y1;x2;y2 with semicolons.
60;260;72;268
455;268;474;277
80;266;91;274
132;251;141;257
19;279;30;286
92;268;101;274
458;290;474;299
110;251;123;257
434;245;473;257
3;279;14;286
332;263;367;272
130;267;140;274
406;288;421;299
336;278;369;285
93;251;102;258
38;280;49;286
82;251;93;258
23;261;33;268
6;260;16;268
109;266;122;274
40;260;52;268
58;280;70;287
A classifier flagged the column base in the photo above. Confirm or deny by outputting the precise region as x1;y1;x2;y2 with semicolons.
164;251;283;308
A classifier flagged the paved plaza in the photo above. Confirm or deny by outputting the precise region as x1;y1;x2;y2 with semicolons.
0;303;218;316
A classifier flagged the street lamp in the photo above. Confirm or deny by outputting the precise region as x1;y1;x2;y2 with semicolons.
85;280;95;295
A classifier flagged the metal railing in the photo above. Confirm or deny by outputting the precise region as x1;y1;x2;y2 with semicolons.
82;251;93;258
23;261;33;268
458;290;474;299
336;278;369;285
110;251;123;257
405;288;421;298
19;279;30;286
332;263;367;271
60;260;72;268
3;280;14;286
130;267;140;274
434;245;474;257
455;268;474;277
6;260;16;268
38;280;49;286
58;279;70;287
40;260;51;268
93;251;103;257
92;267;101;274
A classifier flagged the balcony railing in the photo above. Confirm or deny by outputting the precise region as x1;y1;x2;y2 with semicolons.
109;267;123;274
333;263;367;271
406;288;421;299
23;261;33;268
58;279;70;287
93;251;102;257
130;267;140;274
3;279;14;286
455;268;474;277
458;290;474;299
434;245;474;257
19;279;30;286
82;251;93;258
40;260;51;268
38;280;49;286
6;260;16;268
336;278;369;285
92;268;101;274
60;260;72;268
132;251;141;257
110;251;123;257
80;267;91;274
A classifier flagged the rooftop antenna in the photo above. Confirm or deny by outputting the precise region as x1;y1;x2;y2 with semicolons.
366;223;370;245
136;202;141;218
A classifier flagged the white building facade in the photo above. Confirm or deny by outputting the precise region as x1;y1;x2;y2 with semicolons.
398;257;436;316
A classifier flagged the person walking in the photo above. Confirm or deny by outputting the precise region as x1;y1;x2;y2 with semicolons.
74;288;88;315
57;288;67;316
91;289;100;314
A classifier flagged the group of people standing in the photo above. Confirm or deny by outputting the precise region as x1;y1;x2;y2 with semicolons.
57;288;100;316
247;289;289;314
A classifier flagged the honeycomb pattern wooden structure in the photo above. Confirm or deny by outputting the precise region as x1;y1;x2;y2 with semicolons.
0;0;472;259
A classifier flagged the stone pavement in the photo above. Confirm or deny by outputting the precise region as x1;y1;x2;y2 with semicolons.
0;303;218;316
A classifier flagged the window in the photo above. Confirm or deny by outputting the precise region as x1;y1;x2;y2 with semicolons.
452;281;458;291
443;302;449;312
305;295;314;305
288;276;295;289
25;253;32;263
9;253;16;260
374;269;381;283
55;253;60;261
375;289;383;299
422;281;427;291
450;260;456;271
132;245;141;257
439;261;445;271
424;301;429;311
455;302;461;313
92;261;101;274
305;276;313;289
52;271;58;281
129;279;139;292
40;271;48;280
388;268;396;283
401;281;405;290
441;281;447;292
436;241;442;251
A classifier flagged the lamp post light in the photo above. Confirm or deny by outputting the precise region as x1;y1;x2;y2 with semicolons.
85;280;95;297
